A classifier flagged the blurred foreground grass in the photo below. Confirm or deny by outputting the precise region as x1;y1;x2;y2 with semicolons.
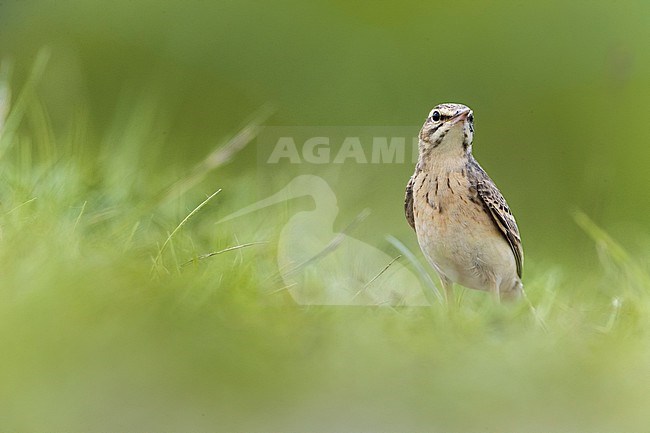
2;59;650;433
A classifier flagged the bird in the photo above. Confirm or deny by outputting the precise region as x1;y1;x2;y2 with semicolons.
404;103;523;303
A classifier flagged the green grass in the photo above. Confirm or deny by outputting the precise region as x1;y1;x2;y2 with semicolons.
2;65;650;433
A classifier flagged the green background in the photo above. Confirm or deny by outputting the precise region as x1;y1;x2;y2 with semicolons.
3;0;650;262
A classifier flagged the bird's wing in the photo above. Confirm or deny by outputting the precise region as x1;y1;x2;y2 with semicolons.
404;175;416;231
470;160;524;278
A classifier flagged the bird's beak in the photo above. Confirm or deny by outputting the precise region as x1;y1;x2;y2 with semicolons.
450;108;471;125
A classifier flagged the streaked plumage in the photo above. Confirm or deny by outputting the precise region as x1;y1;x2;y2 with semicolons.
405;103;523;301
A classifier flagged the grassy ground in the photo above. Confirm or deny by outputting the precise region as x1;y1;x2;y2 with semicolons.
2;62;650;433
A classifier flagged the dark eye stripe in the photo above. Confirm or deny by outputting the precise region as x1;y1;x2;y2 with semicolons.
428;111;453;123
428;121;446;137
428;111;463;123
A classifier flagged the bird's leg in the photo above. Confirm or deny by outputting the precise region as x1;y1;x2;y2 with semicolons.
500;280;523;302
439;275;454;307
490;277;502;303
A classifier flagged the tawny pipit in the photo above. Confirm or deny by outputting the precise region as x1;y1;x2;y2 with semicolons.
405;103;523;302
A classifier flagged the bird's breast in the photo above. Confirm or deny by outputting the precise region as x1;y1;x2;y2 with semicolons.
411;168;515;287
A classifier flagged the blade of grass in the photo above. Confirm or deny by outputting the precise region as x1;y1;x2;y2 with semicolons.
182;241;268;267
72;201;87;234
161;104;274;203
386;235;442;304
151;189;222;273
573;210;650;289
0;57;12;136
352;254;402;300
0;47;50;158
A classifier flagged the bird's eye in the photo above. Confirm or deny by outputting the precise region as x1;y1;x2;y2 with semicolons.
468;113;474;123
430;111;441;122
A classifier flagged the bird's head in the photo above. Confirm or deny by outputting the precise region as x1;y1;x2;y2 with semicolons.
418;103;474;157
